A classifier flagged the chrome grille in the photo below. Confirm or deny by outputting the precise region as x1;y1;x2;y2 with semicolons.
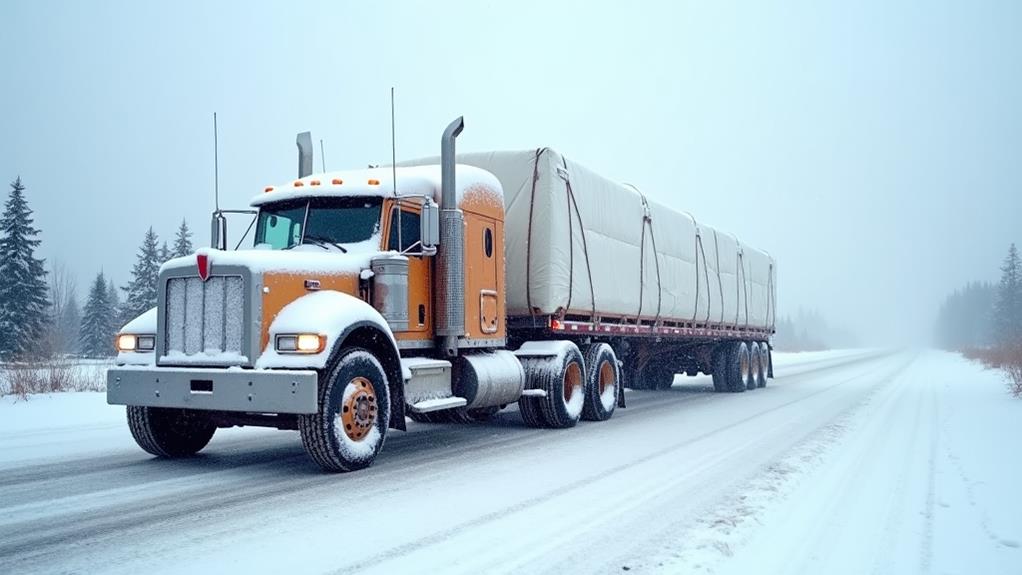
164;275;246;362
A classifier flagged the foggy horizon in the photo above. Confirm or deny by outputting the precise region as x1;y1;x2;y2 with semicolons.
2;0;1020;347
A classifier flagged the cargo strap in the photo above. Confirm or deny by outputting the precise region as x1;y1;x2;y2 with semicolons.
632;189;663;326
524;149;596;321
559;157;597;320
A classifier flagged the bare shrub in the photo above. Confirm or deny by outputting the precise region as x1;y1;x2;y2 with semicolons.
961;344;1022;398
1;359;108;401
1001;344;1022;399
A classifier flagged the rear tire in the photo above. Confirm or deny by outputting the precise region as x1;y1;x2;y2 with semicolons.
127;406;216;458
756;343;769;388
518;342;585;429
747;342;761;391
299;347;390;472
711;346;729;393
725;341;749;393
582;343;618;422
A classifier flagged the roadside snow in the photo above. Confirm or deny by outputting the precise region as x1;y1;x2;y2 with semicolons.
656;350;1022;575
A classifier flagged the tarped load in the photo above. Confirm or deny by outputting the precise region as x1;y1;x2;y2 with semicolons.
403;149;776;331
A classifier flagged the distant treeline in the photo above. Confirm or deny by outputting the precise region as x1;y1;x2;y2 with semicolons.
936;244;1022;349
773;308;857;352
0;176;195;361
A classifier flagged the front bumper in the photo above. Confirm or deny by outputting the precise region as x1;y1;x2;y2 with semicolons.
107;366;320;414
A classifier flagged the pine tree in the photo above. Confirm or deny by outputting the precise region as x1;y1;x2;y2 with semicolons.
173;219;193;257
121;228;161;324
80;272;116;357
0;177;51;360
993;243;1022;345
158;241;171;264
107;278;121;329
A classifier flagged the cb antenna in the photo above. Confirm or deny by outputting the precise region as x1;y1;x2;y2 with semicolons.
320;138;326;172
213;112;220;212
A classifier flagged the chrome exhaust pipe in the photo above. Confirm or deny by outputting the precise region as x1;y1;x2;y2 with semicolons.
436;117;465;357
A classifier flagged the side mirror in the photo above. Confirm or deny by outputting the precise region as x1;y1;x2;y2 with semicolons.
210;212;227;250
420;200;440;255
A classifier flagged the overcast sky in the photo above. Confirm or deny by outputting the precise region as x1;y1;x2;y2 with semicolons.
2;0;1020;344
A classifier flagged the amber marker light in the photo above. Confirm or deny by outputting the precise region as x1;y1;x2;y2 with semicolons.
331;178;344;185
367;179;380;186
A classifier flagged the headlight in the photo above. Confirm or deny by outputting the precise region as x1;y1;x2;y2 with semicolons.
275;333;326;354
117;334;156;352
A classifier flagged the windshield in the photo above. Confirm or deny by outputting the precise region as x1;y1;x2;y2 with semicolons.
254;197;383;250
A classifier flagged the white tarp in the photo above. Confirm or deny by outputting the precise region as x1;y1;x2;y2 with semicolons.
402;149;776;331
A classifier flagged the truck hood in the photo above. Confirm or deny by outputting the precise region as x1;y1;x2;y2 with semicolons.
161;242;392;279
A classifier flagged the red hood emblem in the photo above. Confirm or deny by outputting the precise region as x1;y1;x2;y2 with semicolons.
196;253;210;281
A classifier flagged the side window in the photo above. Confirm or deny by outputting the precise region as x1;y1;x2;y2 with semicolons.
263;214;301;249
387;208;421;252
484;227;493;258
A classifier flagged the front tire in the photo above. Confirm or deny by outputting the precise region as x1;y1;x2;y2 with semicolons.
299;347;391;472
127;406;216;458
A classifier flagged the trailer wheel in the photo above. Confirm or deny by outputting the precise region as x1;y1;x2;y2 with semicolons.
582;343;618;421
756;343;769;388
748;343;763;390
518;342;585;429
299;347;390;472
711;346;729;393
724;341;750;393
127;406;216;458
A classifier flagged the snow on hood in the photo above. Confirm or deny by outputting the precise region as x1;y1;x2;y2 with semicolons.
161;234;393;277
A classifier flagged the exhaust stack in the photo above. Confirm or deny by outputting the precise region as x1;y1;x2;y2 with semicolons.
297;131;313;178
436;117;465;357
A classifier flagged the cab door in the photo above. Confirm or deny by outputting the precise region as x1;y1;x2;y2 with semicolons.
386;203;431;337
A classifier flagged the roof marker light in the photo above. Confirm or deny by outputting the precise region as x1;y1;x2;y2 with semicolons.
310;180;321;186
293;180;304;187
332;178;344;185
367;179;380;186
264;186;274;193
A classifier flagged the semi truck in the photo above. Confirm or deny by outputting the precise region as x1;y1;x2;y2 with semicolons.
107;118;777;472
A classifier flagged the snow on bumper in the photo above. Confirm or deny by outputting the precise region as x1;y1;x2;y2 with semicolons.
107;366;319;414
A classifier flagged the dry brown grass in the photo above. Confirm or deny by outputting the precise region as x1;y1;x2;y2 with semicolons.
0;359;108;401
960;343;1022;398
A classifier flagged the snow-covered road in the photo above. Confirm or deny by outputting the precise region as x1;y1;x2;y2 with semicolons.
0;350;1018;574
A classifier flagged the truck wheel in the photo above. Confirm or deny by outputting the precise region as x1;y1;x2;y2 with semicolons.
711;346;729;393
725;341;750;393
747;342;761;391
756;343;769;388
299;347;391;472
518;342;586;428
127;406;216;458
582;343;618;421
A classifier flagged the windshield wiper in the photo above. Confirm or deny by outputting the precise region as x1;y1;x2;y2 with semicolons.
303;234;348;253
